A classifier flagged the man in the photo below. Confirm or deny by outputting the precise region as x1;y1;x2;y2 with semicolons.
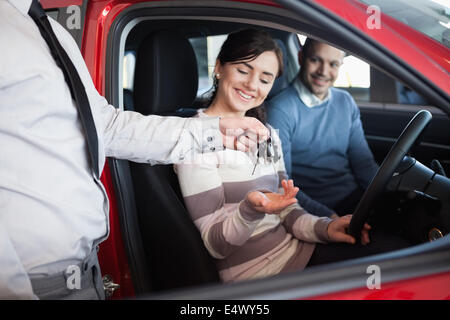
267;38;378;218
0;0;268;299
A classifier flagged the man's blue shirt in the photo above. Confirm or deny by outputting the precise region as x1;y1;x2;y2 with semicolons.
267;81;378;216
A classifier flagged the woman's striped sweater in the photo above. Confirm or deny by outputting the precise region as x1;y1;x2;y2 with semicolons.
174;110;332;282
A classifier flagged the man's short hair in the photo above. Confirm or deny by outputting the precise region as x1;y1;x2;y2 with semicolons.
300;38;315;59
300;38;346;59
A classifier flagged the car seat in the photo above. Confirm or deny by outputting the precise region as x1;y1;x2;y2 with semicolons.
129;29;220;292
267;38;290;100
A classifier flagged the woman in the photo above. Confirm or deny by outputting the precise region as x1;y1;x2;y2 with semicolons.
175;29;373;283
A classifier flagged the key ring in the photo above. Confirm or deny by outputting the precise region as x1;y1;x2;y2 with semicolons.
252;129;280;175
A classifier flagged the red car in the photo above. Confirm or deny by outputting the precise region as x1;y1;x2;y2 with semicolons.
42;0;450;300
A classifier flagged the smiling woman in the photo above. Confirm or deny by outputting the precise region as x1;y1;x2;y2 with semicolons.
203;28;284;123
206;50;280;118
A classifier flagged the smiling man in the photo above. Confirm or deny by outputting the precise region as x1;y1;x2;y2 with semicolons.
267;39;379;218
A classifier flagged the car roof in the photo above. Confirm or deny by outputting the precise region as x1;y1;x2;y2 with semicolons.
41;0;449;97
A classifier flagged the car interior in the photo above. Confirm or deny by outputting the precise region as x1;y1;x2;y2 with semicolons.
102;6;450;297
113;20;305;294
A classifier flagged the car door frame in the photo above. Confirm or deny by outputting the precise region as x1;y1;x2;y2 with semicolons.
96;0;450;299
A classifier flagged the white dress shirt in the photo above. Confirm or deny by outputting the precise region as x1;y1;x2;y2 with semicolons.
293;76;331;108
0;0;222;299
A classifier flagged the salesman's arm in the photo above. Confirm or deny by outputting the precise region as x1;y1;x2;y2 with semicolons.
62;27;267;166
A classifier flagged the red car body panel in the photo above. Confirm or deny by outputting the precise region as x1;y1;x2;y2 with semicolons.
312;0;450;94
83;1;137;299
97;161;136;298
41;0;450;299
310;271;450;300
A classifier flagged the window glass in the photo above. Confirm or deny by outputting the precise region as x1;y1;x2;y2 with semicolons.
123;51;136;90
189;34;227;97
334;56;371;102
334;55;429;105
298;33;429;106
334;56;370;89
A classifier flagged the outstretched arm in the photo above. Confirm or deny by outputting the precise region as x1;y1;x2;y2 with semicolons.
245;179;299;214
272;130;335;242
175;157;266;260
267;108;336;218
69;30;268;165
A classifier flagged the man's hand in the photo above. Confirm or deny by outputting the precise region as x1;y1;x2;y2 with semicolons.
246;180;299;214
327;215;371;245
219;117;269;151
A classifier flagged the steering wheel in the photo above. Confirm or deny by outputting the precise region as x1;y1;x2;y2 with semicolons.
348;110;433;240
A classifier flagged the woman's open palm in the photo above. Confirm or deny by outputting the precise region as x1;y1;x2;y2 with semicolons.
247;179;299;214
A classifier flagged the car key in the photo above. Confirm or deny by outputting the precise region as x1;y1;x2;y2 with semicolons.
252;141;263;175
252;136;272;175
252;157;259;175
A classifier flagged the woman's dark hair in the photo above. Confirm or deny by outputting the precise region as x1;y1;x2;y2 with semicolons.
204;28;284;124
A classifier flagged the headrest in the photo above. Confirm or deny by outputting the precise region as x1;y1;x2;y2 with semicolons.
267;39;289;99
133;29;198;115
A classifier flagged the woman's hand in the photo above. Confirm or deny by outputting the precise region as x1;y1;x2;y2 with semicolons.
246;179;299;214
327;215;371;245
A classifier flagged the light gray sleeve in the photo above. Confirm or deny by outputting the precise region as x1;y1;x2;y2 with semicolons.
100;105;224;165
63;19;224;166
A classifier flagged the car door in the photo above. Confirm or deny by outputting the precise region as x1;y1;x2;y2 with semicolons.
94;0;450;300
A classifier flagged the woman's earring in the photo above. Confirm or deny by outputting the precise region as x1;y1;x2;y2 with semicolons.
216;73;221;79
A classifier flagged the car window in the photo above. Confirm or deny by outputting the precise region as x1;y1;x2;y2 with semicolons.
189;34;227;97
122;31;430;108
121;33;229;108
297;34;429;106
123;51;136;91
334;55;371;102
335;55;430;106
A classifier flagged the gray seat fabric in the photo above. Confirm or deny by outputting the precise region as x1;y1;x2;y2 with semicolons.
267;39;290;99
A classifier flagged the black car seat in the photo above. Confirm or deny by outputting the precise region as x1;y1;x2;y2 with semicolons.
130;29;220;292
123;88;134;110
267;39;290;100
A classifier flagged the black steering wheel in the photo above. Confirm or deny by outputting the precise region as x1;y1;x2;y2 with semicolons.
348;110;433;240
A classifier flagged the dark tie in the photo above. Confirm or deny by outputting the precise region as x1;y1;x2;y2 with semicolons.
28;0;99;179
